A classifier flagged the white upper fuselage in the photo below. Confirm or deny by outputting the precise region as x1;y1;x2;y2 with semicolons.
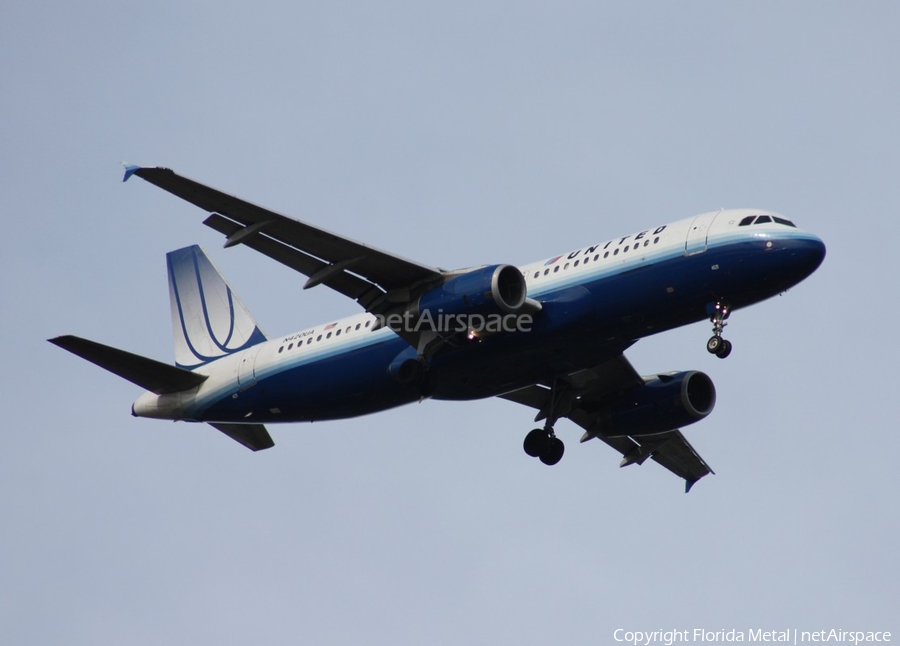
133;208;823;423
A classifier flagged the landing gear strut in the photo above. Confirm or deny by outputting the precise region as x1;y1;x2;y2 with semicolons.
522;378;570;465
706;301;733;359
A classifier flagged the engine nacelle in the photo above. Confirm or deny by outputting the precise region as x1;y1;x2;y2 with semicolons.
388;347;424;385
599;370;716;437
416;264;528;317
376;264;539;339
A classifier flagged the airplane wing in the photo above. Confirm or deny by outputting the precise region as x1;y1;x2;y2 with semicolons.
499;354;715;492
125;166;444;313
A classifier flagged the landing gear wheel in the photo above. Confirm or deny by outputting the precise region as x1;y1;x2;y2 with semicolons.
706;301;733;359
539;437;565;466
715;339;732;359
523;428;550;457
522;378;570;466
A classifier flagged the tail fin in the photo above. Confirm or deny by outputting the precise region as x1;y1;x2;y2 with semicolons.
167;245;267;368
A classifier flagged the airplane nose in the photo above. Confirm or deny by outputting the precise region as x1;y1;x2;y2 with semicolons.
788;235;827;279
803;235;826;269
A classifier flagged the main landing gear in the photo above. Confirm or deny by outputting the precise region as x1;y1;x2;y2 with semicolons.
706;301;733;359
522;378;571;466
524;428;565;466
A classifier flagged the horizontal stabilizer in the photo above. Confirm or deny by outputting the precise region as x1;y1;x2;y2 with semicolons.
208;423;274;451
49;335;207;395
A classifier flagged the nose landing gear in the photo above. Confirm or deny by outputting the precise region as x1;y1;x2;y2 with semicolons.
706;301;733;359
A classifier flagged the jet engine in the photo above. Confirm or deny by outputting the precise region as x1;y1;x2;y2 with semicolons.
416;264;528;317
598;370;716;437
378;264;538;338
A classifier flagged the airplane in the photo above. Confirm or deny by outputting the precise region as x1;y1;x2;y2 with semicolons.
50;166;826;491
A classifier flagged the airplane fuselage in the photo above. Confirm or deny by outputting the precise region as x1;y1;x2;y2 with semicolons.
133;208;825;425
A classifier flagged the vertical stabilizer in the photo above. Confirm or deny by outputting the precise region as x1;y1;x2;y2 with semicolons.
167;245;267;368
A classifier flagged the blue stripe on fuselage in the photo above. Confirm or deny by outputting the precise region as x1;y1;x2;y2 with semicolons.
190;232;824;424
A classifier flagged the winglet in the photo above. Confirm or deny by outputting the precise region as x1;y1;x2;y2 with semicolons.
685;478;698;493
122;164;141;182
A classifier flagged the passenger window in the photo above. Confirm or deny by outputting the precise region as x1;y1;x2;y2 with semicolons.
544;269;549;276
335;329;341;336
574;260;580;267
278;346;284;353
288;343;293;350
554;266;560;273
594;254;599;261
614;249;619;256
326;332;332;339
355;324;361;331
307;338;312;344
604;251;609;259
533;272;539;279
739;216;756;226
653;237;660;243
365;321;371;328
316;335;322;342
564;263;569;270
644;240;649;247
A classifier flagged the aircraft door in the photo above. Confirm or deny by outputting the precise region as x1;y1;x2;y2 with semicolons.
237;345;261;390
684;209;722;255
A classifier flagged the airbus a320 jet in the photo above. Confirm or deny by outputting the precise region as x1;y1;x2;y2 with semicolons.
50;166;826;491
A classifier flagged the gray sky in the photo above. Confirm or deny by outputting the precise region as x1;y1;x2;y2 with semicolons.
3;2;898;644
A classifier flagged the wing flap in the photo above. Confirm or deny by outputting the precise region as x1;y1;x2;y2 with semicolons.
646;431;715;492
498;383;549;415
129;167;442;294
203;213;383;307
578;420;714;491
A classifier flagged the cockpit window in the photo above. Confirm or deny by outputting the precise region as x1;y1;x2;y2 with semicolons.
740;214;797;228
773;216;796;228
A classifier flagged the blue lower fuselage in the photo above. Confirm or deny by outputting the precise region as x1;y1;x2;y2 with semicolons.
194;234;825;424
